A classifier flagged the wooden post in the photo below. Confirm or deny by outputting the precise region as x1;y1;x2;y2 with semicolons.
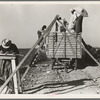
0;54;20;94
21;65;30;81
54;34;64;56
55;22;58;42
53;34;55;58
58;20;100;67
75;33;78;70
64;32;66;58
9;15;59;86
0;15;59;93
11;59;18;94
16;69;22;93
55;22;58;32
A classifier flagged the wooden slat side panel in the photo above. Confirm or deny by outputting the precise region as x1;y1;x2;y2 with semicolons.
46;32;82;58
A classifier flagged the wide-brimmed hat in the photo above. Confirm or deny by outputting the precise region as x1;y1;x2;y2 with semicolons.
1;38;11;49
74;7;88;17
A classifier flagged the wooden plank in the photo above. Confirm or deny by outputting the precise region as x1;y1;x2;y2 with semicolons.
48;43;81;46
48;47;81;51
53;34;55;58
48;49;81;53
11;59;18;94
55;53;81;55
49;45;81;48
0;55;16;60
49;45;80;48
48;42;81;46
54;55;82;57
48;50;81;54
21;65;30;81
49;51;81;54
48;52;81;56
48;37;81;41
0;15;59;93
47;55;82;58
46;30;82;59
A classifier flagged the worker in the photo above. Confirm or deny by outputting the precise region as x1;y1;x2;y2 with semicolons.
60;18;68;33
0;38;20;93
68;7;88;34
68;7;88;69
37;25;47;50
68;8;83;34
69;7;88;47
68;9;76;33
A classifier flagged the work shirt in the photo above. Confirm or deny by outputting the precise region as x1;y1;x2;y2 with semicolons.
37;29;44;45
0;43;19;65
68;11;83;33
60;26;66;32
0;43;19;54
37;29;42;39
68;11;77;30
74;15;83;33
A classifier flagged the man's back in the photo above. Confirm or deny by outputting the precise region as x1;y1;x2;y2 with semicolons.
0;43;19;54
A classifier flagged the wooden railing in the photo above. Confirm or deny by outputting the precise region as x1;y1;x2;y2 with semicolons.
0;54;18;94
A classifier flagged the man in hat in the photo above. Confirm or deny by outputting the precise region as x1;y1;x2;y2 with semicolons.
0;38;19;76
0;38;19;93
68;7;88;69
68;7;88;34
68;8;83;34
69;7;88;47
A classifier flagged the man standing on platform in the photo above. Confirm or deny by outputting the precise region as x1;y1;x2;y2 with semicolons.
37;25;47;50
68;7;88;69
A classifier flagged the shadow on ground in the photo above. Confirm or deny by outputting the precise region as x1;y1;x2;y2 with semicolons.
23;78;92;94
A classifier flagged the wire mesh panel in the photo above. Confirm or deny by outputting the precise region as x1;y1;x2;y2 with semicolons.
46;32;82;59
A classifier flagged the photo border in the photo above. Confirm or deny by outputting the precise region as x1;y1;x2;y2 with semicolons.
0;0;100;100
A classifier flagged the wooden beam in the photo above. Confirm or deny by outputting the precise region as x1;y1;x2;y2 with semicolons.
22;15;59;80
21;24;55;80
21;65;30;81
54;33;64;56
75;34;78;70
64;32;66;58
11;59;18;94
58;20;100;67
0;54;16;59
0;15;59;93
29;15;59;66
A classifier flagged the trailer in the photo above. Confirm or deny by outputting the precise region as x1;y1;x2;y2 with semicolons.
46;31;82;71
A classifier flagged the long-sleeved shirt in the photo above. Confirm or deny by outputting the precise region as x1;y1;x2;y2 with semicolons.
0;43;19;54
68;11;77;30
0;43;19;65
68;11;83;33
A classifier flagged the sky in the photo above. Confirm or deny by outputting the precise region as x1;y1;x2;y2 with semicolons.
0;1;100;48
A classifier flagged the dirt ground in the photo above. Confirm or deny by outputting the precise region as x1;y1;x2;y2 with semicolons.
1;49;100;95
17;49;100;94
21;60;100;94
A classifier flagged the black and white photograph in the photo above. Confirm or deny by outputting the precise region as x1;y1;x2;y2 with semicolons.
0;1;100;98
